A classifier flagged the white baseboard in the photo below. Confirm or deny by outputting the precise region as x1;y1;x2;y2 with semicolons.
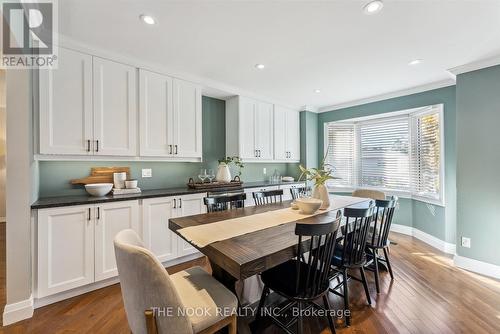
454;255;500;280
3;295;34;326
391;224;456;255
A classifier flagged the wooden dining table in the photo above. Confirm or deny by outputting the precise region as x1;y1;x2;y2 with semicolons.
168;196;372;297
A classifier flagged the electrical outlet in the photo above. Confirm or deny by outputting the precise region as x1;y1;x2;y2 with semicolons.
142;168;152;178
461;237;471;248
263;168;267;175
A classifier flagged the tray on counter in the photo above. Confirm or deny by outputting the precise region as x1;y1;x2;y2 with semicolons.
187;177;243;190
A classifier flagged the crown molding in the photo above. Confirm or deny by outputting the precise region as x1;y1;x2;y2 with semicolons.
317;79;456;113
448;54;500;76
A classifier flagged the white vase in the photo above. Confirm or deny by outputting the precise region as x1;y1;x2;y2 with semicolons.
312;184;330;210
216;163;232;183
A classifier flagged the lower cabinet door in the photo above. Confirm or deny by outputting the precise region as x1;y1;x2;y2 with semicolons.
176;193;206;256
37;205;94;298
142;197;178;263
94;200;140;281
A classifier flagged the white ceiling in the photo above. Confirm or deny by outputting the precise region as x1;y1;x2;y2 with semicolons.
59;0;500;110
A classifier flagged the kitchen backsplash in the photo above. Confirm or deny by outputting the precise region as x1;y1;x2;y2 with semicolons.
37;97;301;197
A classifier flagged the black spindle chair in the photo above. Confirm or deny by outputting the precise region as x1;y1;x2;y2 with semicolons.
203;193;246;213
364;196;398;293
252;189;283;206
329;204;375;327
256;211;341;334
290;186;310;200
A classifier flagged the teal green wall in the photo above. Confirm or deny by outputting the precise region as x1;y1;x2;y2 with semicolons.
38;97;300;197
456;65;500;266
319;86;457;242
300;111;318;169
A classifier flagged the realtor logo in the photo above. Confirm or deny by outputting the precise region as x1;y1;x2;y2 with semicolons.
1;0;58;68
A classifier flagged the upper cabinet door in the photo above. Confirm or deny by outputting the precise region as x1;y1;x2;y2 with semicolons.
139;70;173;157
93;57;137;156
94;200;140;282
256;101;274;160
273;106;287;160
287;110;300;161
238;97;257;159
172;79;202;158
39;48;93;155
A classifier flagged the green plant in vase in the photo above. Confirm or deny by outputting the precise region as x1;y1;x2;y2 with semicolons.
216;156;244;183
298;146;339;209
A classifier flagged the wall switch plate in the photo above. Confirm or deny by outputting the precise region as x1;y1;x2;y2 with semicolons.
142;168;152;178
461;237;471;248
263;168;267;175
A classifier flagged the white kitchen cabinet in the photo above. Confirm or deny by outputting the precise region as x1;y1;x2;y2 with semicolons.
142;196;178;263
39;48;139;157
139;71;202;159
175;193;206;256
139;69;174;156
37;205;94;298
93;57;138;156
39;48;93;155
226;96;275;161
274;106;300;162
172;79;202;158
256;102;274;160
94;200;140;281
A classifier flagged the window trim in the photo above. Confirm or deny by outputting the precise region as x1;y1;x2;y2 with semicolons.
324;104;445;207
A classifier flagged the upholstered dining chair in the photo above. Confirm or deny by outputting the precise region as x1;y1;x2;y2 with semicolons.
114;229;238;334
352;189;386;200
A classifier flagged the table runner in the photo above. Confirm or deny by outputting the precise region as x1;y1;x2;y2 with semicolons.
178;195;369;248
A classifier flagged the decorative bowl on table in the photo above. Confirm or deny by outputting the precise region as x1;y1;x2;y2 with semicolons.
295;197;323;214
85;183;113;197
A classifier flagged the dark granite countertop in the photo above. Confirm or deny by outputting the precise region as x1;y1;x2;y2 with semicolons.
31;180;306;209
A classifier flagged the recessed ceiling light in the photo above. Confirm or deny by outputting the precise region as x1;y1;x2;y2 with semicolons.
314;89;321;93
140;15;156;25
363;0;384;15
409;59;423;65
255;64;265;70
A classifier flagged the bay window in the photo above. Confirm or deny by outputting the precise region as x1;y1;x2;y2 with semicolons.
325;104;444;205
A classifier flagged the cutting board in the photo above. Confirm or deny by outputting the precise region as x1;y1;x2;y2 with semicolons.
70;167;131;185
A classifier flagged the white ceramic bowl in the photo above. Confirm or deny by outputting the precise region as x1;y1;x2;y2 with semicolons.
85;183;113;197
282;176;295;182
295;197;323;214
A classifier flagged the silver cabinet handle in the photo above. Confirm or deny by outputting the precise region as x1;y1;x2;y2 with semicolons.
173;198;177;208
169;145;173;155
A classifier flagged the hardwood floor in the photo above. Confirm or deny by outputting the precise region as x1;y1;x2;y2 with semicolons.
1;231;500;333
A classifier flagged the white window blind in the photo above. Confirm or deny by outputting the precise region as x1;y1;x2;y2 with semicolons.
324;104;444;205
325;123;355;187
359;117;410;191
411;108;442;200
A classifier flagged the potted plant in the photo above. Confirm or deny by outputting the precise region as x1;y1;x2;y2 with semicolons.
298;147;339;209
216;156;244;183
